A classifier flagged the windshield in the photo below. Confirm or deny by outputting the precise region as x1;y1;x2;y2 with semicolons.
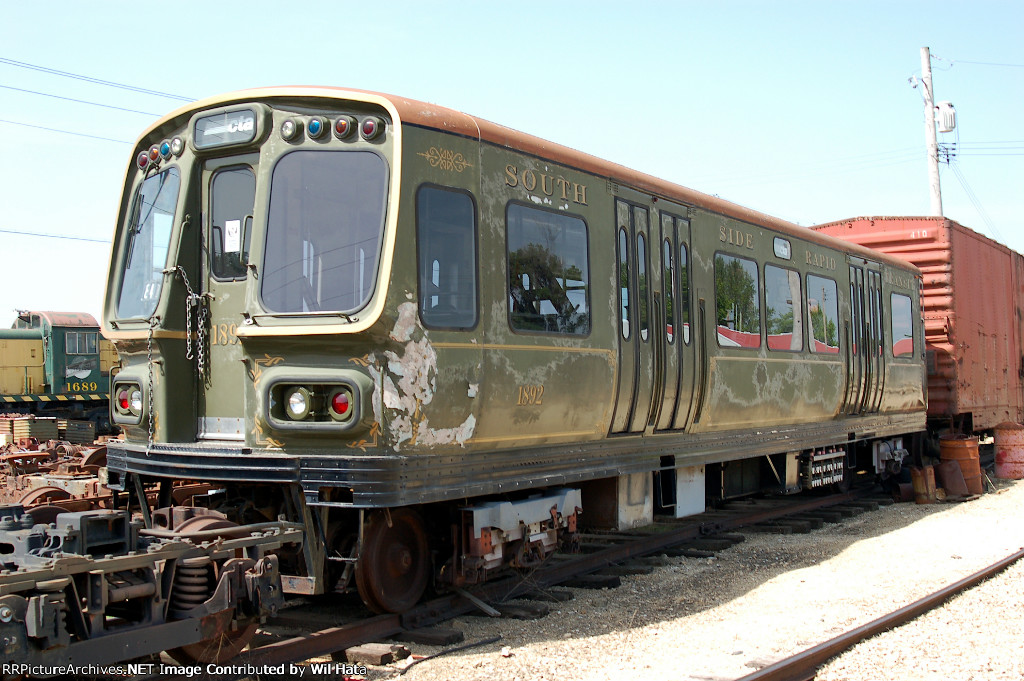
116;168;181;319
261;151;388;314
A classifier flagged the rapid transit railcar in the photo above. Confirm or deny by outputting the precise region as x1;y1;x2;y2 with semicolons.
101;87;926;614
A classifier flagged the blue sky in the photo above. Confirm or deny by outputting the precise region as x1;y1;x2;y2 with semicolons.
1;0;1021;327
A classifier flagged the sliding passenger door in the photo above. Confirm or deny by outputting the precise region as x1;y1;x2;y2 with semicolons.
655;210;697;431
844;261;885;414
611;200;655;434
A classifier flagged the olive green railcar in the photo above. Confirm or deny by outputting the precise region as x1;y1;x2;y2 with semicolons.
102;87;924;612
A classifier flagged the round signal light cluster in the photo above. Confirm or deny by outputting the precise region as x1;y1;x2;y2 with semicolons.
114;384;143;417
136;136;184;170
279;115;385;143
278;384;356;424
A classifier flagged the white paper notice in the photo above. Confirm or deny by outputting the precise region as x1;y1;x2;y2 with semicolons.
225;219;241;253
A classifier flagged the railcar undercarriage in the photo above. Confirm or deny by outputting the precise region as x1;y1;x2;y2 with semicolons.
0;504;300;674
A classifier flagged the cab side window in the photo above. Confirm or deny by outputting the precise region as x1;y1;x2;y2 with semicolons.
416;185;478;329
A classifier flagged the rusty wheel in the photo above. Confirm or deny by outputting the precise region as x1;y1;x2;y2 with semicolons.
18;486;71;507
166;610;258;664
26;504;69;525
355;508;430;614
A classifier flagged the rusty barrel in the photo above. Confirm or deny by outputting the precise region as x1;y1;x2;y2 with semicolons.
910;465;936;504
939;435;983;495
994;422;1024;480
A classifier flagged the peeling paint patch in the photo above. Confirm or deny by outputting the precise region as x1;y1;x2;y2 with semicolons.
368;301;477;450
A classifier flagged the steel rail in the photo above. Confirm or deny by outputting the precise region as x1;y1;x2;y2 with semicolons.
734;545;1024;681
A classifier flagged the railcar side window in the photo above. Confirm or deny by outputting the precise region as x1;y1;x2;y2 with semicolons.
680;242;691;344
116;167;181;320
714;254;760;348
618;227;630;340
262;151;388;314
507;204;590;335
891;293;914;357
663;238;674;344
765;265;803;351
637;231;649;342
807;274;840;354
416;186;477;329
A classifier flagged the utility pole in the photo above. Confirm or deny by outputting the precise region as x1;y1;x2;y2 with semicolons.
921;46;943;216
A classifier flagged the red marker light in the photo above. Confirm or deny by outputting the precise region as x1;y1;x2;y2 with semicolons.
331;391;350;416
118;389;130;412
137;152;150;170
360;117;383;140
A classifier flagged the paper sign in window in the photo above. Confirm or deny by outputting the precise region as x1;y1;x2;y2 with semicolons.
225;219;241;253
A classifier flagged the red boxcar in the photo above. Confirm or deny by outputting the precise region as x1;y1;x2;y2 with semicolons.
814;216;1024;432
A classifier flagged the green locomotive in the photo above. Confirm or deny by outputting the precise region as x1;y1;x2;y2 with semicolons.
102;87;925;615
0;311;115;431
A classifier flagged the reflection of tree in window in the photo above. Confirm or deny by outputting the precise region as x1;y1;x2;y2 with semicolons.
507;205;589;335
715;254;759;347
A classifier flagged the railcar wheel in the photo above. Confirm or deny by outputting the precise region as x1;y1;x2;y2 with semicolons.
18;486;71;507
355;508;430;614
166;610;258;665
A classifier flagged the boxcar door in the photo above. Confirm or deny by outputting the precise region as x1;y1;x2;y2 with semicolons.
197;154;257;440
611;199;656;434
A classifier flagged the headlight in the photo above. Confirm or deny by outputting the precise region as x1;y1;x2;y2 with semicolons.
129;389;143;415
285;386;312;420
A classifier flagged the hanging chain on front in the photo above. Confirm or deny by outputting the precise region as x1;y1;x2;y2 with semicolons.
146;316;157;454
167;265;209;378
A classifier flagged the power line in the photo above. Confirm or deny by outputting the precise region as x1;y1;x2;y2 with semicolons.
0;57;193;101
0;83;161;116
0;118;130;144
0;228;110;244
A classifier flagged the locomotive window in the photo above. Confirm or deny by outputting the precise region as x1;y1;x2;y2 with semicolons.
416;186;477;329
66;331;98;355
210;166;255;281
507;204;590;335
807;274;840;354
714;253;760;348
618;226;630;340
891;293;914;357
116;167;181;320
262;151;388;314
764;265;803;352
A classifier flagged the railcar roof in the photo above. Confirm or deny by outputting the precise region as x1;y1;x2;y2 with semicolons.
145;86;920;275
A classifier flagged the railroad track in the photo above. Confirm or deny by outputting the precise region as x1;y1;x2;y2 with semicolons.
142;486;890;680
734;545;1024;681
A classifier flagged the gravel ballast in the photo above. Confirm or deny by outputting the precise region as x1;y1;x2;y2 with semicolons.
357;479;1024;681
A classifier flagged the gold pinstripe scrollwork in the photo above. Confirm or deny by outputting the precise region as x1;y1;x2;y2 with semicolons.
346;422;381;452
417;147;473;173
